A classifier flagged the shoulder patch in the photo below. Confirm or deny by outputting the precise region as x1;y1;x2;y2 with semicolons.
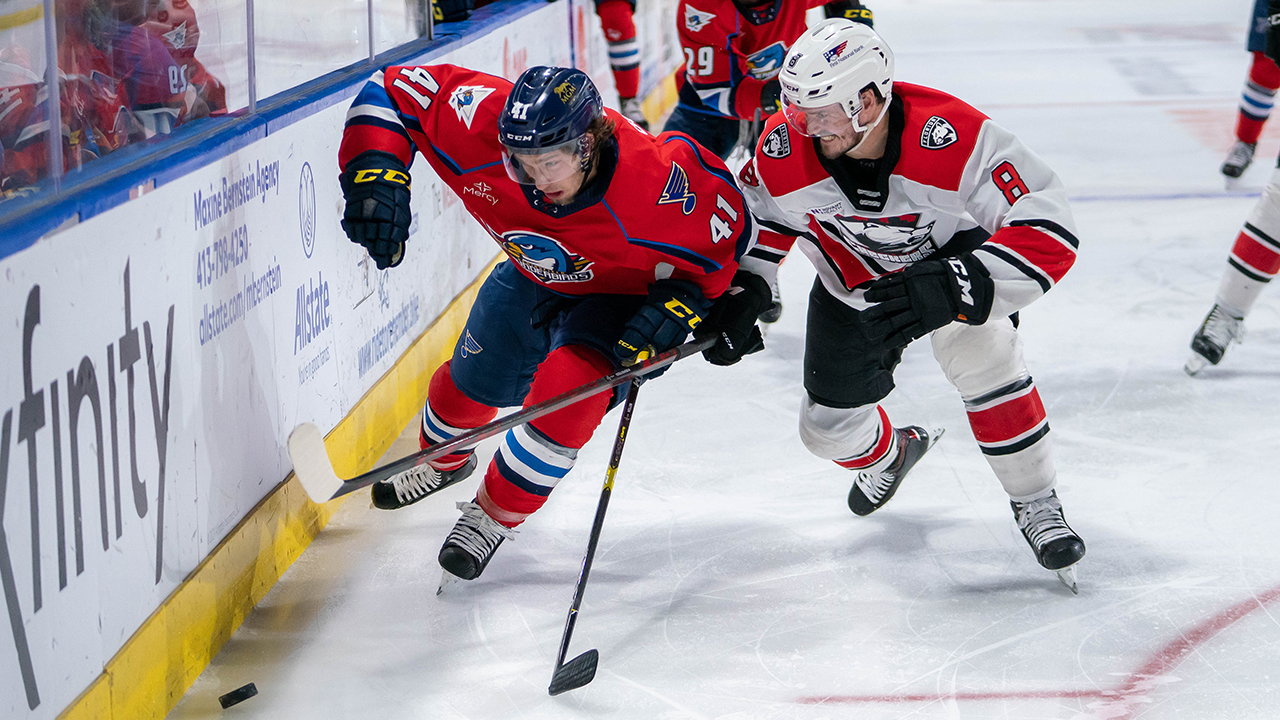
684;4;716;32
762;124;791;159
920;115;958;150
449;85;495;130
658;162;698;215
738;159;760;188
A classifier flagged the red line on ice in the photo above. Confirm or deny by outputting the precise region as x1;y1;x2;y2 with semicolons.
795;582;1280;715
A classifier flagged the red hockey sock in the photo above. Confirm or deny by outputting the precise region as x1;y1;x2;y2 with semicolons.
1238;52;1280;143
833;406;896;469
422;361;498;470
597;0;640;98
966;382;1048;455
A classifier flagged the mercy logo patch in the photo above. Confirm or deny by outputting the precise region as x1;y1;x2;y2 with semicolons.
920;116;958;150
500;231;594;283
450;85;495;129
657;162;697;215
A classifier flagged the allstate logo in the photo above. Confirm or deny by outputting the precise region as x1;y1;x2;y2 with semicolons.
299;162;316;258
500;231;594;283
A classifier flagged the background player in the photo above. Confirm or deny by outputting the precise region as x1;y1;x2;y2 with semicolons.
718;19;1086;590
338;63;752;587
1222;0;1280;181
595;0;649;129
1188;0;1280;373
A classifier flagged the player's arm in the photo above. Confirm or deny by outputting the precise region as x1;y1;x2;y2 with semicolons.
677;10;777;120
861;122;1078;348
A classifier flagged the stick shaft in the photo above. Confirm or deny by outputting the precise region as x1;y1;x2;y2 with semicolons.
553;378;640;670
327;337;711;499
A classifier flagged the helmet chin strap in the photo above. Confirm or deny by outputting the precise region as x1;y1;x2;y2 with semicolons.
849;93;890;135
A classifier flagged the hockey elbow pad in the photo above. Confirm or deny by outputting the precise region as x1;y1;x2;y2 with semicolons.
861;255;993;348
823;0;873;27
339;151;412;270
699;270;769;366
615;280;710;367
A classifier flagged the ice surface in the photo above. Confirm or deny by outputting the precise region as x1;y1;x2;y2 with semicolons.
168;0;1280;717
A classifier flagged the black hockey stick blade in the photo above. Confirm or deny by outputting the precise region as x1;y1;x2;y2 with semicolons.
287;337;713;503
548;649;599;696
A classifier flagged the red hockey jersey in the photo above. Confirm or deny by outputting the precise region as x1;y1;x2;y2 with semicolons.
675;0;830;120
339;64;753;299
740;82;1079;320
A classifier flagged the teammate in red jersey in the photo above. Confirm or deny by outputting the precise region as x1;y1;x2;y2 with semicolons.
1188;1;1280;374
1221;0;1280;181
338;63;753;585
664;0;872;161
715;20;1086;590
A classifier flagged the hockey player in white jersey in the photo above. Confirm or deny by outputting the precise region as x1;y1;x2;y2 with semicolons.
711;19;1086;589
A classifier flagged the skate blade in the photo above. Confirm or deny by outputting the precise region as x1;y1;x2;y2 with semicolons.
1184;353;1210;377
1055;566;1079;595
437;570;464;596
926;426;946;450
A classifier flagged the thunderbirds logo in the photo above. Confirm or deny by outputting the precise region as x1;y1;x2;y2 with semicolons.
825;213;938;263
920;115;958;149
684;5;716;32
746;42;787;80
162;21;189;49
500;230;594;282
449;85;495;129
657;162;697;215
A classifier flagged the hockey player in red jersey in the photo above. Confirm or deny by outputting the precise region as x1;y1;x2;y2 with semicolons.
595;0;648;129
715;20;1086;590
1188;0;1280;374
338;63;752;586
1221;0;1280;181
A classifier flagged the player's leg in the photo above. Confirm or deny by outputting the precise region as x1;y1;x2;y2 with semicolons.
662;104;742;160
596;0;646;129
1225;52;1280;179
931;319;1085;575
440;293;641;580
1187;167;1280;374
799;278;939;515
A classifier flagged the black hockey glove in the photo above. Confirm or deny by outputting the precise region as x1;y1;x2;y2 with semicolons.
760;79;782;115
615;280;710;368
823;0;873;27
698;270;769;366
1267;1;1280;65
861;255;993;348
339;151;412;270
433;0;473;23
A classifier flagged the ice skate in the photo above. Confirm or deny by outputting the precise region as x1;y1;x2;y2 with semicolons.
1185;303;1244;376
370;454;478;510
758;280;783;324
1221;140;1256;182
847;426;943;516
1011;490;1085;593
438;501;516;583
619;97;649;131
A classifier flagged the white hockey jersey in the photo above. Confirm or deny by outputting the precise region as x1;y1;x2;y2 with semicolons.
738;82;1078;320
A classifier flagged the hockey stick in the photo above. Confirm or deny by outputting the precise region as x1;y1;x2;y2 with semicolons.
548;378;641;696
287;337;713;504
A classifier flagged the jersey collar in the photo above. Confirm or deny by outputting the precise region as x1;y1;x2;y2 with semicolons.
813;93;904;215
733;0;782;25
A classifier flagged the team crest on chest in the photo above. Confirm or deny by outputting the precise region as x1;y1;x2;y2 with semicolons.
920;116;958;150
826;213;938;264
449;85;495;130
746;42;787;80
657;162;697;215
684;5;716;32
761;124;791;159
500;230;594;283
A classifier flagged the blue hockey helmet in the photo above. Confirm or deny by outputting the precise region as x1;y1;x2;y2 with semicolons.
498;66;604;185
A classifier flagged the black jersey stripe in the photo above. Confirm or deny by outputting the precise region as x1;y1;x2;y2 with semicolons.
1009;219;1079;249
964;376;1035;409
979;423;1050;456
799;235;853;291
976;245;1052;293
757;217;806;238
1228;257;1274;283
1244;222;1280;252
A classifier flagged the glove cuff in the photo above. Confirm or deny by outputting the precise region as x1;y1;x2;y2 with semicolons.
948;254;994;325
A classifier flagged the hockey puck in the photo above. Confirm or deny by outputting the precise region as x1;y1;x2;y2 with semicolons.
218;682;258;709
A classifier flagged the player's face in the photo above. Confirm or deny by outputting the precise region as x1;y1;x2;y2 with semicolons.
502;143;588;205
808;90;884;159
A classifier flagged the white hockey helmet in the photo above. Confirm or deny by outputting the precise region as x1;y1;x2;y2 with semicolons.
778;18;894;137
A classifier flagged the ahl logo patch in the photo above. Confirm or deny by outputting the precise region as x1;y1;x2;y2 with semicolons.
920;115;958;150
500;231;594;283
684;4;716;32
658;162;697;215
450;85;495;130
761;124;791;159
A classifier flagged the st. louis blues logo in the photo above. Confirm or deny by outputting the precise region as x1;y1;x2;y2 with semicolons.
746;42;787;80
449;85;495;130
657;162;697;215
460;330;483;357
500;230;594;283
825;213;938;263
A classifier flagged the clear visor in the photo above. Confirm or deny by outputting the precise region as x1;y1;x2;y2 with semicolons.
500;135;588;186
782;97;857;138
